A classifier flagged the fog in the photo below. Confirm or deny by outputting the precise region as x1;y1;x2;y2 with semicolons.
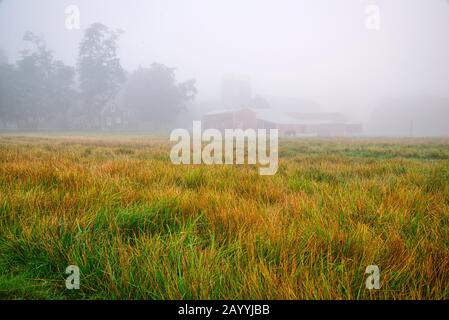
1;0;449;136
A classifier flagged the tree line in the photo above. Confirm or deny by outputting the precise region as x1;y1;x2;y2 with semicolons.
0;23;197;130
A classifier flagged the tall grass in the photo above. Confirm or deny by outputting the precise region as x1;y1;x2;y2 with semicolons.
0;134;448;299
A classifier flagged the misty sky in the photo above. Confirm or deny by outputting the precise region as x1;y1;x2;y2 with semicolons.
1;0;449;117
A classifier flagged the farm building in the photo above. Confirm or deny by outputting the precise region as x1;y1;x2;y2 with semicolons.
100;102;132;130
203;108;362;137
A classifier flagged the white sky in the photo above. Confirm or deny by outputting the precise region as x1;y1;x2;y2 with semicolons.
1;0;449;116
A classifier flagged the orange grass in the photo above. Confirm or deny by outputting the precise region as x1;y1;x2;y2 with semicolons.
0;134;448;299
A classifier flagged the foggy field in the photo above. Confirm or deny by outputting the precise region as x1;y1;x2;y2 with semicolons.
0;134;448;299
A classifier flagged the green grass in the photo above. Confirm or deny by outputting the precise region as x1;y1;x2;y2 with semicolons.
0;134;448;299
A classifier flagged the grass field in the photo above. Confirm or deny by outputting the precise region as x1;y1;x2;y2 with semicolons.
0;134;448;299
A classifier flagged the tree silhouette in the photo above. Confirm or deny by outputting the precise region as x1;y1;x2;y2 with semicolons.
124;63;197;129
77;23;125;128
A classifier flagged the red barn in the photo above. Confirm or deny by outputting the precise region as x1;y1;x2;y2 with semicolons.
203;108;362;137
